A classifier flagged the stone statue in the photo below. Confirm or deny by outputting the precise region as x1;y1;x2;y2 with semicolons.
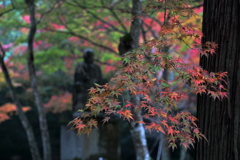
72;49;102;111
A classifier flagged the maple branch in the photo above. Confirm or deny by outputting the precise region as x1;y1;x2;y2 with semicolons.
66;0;126;34
37;1;62;24
47;28;118;54
153;17;163;26
149;3;203;11
0;8;15;17
173;30;196;50
62;1;132;14
109;8;128;33
54;3;119;54
141;15;164;39
142;22;158;39
141;23;147;44
108;7;132;14
0;1;15;17
163;1;167;26
0;43;5;59
103;2;128;33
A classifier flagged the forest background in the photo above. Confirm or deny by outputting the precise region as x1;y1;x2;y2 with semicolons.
0;0;209;160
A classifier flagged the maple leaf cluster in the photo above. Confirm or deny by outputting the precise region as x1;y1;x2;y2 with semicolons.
71;42;227;149
70;1;228;150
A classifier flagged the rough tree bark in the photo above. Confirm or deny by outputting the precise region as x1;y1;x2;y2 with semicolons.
25;0;52;160
130;0;150;160
0;44;41;160
196;0;240;160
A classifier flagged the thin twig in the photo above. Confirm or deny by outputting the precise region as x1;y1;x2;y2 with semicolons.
37;1;62;24
143;22;158;39
47;29;118;54
108;7;128;33
58;15;118;54
66;0;126;34
141;23;147;44
0;42;6;60
0;1;15;17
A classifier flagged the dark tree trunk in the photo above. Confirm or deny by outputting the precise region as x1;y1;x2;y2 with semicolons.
129;0;150;160
196;0;240;160
25;0;52;160
0;44;41;160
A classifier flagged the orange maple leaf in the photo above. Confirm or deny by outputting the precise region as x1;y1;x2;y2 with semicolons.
87;119;98;129
102;117;110;125
118;110;133;122
75;123;87;133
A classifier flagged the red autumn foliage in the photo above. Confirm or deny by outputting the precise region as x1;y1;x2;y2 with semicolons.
69;2;228;149
44;92;72;113
0;103;31;123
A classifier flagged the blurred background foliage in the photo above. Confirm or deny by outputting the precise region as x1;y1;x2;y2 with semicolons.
0;0;202;159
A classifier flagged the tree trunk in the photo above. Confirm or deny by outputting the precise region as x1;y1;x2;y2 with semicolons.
25;0;52;160
130;0;150;160
196;0;240;160
0;44;41;160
